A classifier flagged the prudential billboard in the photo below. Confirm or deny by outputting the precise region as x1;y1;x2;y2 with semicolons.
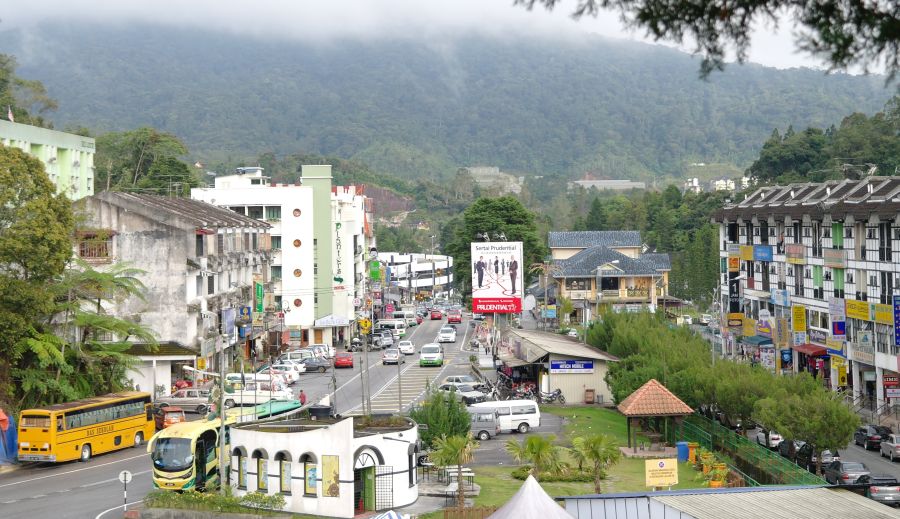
471;241;523;313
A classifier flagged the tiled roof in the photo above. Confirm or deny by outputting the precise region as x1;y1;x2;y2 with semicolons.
617;379;693;417
548;231;642;249
639;253;672;271
125;342;198;357
93;192;270;230
555;246;660;278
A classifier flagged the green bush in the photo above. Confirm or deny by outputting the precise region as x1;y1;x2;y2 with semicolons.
144;489;286;515
510;466;593;482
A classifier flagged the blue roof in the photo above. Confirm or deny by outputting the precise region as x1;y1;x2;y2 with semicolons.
557;484;825;501
548;231;642;249
555;246;668;278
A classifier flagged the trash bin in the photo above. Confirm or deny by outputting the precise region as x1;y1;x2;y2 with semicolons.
688;442;699;464
676;441;689;462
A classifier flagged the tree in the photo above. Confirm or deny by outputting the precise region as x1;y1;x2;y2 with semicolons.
504;434;569;480
408;386;470;448
0;54;58;128
0;145;74;409
431;434;480;508
557;296;574;325
94;128;191;192
518;0;900;78
571;434;622;493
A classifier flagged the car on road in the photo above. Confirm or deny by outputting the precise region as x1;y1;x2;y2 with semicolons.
419;344;444;367
756;429;783;449
857;474;900;506
823;460;870;485
416;315;424;325
683;315;693;325
398;340;415;355
699;314;712;325
437;383;485;405
430;309;443;320
153;405;187;429
566;329;578;338
795;442;839;472
443;375;487;391
224;382;293;407
334;352;354;369
438;326;457;343
472;313;485;321
881;434;900;462
447;310;462;324
155;388;211;414
855;424;892;450
376;330;394;348
382;348;404;365
468;408;501;440
300;357;333;373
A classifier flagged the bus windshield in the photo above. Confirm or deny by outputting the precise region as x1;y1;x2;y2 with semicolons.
151;438;194;472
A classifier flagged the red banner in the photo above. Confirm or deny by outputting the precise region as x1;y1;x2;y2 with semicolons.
472;297;522;313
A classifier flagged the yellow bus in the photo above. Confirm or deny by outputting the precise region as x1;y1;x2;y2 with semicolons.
18;391;155;463
148;417;232;491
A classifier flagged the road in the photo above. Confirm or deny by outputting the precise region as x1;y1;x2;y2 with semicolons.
0;313;476;518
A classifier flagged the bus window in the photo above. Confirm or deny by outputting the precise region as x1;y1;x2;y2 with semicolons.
56;416;64;431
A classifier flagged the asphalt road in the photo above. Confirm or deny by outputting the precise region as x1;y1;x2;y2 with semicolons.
0;313;477;518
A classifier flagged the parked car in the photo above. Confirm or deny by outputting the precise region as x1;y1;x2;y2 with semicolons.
153;405;186;430
699;314;712;325
756;429;783;449
442;375;487;391
269;364;300;384
280;349;317;363
855;424;892;450
683;315;693;325
310;343;335;359
278;359;308;374
437;383;485;405
566;329;578;338
382;348;404;365
778;439;801;461
437;326;457;343
468;407;501;440
795;442;839;471
334;352;354;369
447;310;462;324
881;434;900;461
857;474;900;506
823;460;870;485
155;388;211;414
397;340;415;355
300;357;333;373
430;309;443;320
419;344;444;367
416;315;424;325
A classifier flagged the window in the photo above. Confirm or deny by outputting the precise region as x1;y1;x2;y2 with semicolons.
77;232;112;260
252;232;258;250
195;234;205;256
512;405;536;415
243;232;250;251
217;234;225;254
266;206;281;220
234;448;247;489
63;397;149;430
271;266;282;281
300;453;317;496
247;206;264;220
275;452;292;495
207;275;216;294
253;450;268;493
271;236;282;250
229;206;246;215
196;275;203;296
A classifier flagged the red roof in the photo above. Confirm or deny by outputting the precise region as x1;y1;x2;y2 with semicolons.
617;379;694;417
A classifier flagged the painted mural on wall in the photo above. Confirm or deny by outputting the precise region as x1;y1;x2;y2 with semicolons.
323;455;340;497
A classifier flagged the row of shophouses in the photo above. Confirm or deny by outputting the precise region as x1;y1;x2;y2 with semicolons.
714;175;900;412
78;165;375;395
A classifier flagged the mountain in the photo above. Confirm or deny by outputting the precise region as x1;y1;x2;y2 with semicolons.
1;22;891;181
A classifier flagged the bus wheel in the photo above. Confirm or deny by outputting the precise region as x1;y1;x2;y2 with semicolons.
133;432;144;448
80;444;92;462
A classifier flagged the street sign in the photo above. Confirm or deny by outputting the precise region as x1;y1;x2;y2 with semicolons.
353;297;361;308
119;470;132;484
386;303;395;314
645;458;678;487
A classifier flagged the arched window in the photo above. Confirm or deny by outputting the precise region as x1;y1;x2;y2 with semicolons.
299;452;318;496
275;451;292;495
252;449;269;493
232;446;248;489
408;444;417;488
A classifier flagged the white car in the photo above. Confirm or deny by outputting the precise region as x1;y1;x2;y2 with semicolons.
756;429;783;449
278;359;308;374
397;340;415;355
437;383;486;405
223;382;293;407
683;315;694;325
437;326;457;343
271;363;301;383
310;343;335;358
419;344;444;367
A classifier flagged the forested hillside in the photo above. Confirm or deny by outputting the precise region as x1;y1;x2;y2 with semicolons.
0;22;890;181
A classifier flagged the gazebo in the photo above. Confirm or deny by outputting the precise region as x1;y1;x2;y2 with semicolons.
617;379;693;452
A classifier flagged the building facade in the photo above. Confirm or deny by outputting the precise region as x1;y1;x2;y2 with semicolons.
0;119;96;200
192;165;373;348
376;252;454;303
714;177;900;410
78;192;272;385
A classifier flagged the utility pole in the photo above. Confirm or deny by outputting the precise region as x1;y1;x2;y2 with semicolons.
218;336;226;494
397;356;403;413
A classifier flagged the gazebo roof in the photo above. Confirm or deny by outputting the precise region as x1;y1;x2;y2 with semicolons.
617;379;694;417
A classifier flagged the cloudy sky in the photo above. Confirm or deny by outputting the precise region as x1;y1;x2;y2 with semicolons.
3;0;817;70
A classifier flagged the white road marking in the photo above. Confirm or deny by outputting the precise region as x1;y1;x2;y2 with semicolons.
95;499;145;519
0;453;147;489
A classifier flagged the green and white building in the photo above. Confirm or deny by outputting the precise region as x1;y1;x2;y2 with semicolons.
0;120;96;199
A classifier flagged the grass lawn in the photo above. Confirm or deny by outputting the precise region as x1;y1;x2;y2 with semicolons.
542;405;629;444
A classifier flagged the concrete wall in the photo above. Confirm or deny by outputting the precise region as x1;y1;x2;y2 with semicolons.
545;353;613;405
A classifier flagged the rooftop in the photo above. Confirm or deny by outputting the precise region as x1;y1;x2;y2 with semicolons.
125;342;197;357
510;329;619;362
235;415;415;437
555;246;667;278
548;231;642;249
91;192;270;230
617;379;693;417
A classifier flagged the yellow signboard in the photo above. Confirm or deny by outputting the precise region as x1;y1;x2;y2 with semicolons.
792;305;807;333
874;303;893;325
196;358;206;370
727;313;743;327
740;245;754;261
743;317;757;337
846;300;869;321
727;257;740;272
645;458;679;487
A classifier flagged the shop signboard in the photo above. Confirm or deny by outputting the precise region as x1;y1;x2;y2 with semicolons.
728;273;742;313
760;347;776;372
740;245;754;261
793;332;807;347
792;305;807;333
823;248;847;268
550;359;594;374
775;318;790;349
895;295;900;347
809;328;827;345
851;332;875;365
829;297;846;338
757;318;772;338
770;289;791;307
884;375;900;387
846;300;870;321
875;303;894;325
826;337;847;358
727;256;740;272
645;459;679;487
743;317;757;338
785;243;806;264
727;312;743;328
471;241;523;313
753;245;773;262
780;349;793;370
887;388;900;399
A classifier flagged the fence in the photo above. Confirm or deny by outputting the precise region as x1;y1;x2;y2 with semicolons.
442;506;498;519
669;414;826;486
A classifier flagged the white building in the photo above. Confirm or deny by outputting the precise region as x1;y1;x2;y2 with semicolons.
683;177;702;194
192;166;373;348
229;416;420;517
377;252;454;303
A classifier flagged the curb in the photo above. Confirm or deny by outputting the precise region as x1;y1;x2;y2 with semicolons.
0;463;22;475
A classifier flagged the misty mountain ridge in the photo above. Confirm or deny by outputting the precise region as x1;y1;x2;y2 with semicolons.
0;21;891;181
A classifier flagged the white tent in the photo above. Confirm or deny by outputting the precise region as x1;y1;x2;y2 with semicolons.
487;475;575;519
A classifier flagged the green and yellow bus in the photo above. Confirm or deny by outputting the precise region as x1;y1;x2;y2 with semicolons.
18;391;155;463
148;417;232;491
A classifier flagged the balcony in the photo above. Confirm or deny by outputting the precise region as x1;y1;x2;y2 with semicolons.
567;290;592;301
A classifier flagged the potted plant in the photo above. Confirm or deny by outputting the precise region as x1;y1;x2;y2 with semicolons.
706;465;729;488
699;451;716;475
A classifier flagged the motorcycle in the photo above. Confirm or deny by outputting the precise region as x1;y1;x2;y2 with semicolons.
538;388;565;404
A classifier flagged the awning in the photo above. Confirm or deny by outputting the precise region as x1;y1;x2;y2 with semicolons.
793;343;828;356
501;358;531;368
313;314;350;327
741;335;773;347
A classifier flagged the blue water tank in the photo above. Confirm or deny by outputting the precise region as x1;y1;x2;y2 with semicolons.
676;441;689;462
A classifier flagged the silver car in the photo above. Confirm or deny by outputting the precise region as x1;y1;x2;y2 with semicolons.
155;388;211;414
858;474;900;506
881;434;900;462
824;460;870;484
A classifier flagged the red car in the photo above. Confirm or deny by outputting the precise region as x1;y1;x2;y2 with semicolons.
334;352;354;368
430;309;443;320
447;311;462;324
416;315;424;324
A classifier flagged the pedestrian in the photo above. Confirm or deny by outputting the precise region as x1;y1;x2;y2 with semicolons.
299;389;307;405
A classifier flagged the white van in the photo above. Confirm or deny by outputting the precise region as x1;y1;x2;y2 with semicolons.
280;349;316;363
375;319;407;338
470;400;541;433
392;310;418;327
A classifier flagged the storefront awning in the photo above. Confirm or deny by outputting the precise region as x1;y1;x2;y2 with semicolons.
741;335;773;347
313;314;350;327
501;358;531;368
792;343;827;356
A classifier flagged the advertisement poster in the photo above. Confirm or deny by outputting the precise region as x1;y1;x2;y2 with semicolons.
322;455;340;497
305;464;317;495
471;241;523;313
792;305;807;333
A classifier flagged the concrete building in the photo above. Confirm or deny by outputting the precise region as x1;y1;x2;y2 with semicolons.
0;119;96;200
713;177;900;410
567;179;647;191
377;252;454;303
229;416;420;517
464;166;523;195
78;192;272;387
684;177;702;194
192;165;373;348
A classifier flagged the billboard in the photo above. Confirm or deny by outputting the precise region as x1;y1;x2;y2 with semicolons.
471;241;523;313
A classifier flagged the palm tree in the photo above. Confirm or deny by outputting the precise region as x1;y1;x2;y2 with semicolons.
504;434;568;480
431;433;480;508
572;434;621;493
